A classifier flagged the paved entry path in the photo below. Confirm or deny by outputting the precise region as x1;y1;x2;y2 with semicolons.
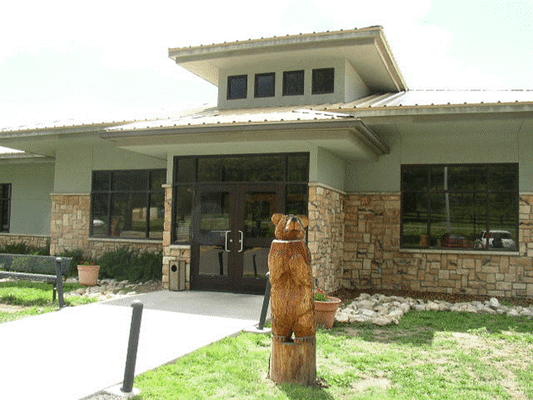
0;291;267;400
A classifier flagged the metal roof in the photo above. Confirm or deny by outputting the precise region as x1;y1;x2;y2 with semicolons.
107;106;352;133
1;90;532;137
324;90;533;110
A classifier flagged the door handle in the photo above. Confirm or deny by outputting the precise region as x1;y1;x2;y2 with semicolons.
238;230;244;253
224;230;232;252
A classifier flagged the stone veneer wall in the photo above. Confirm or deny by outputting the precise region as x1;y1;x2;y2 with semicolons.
162;185;191;290
50;194;91;255
0;234;50;249
308;183;345;293
50;194;162;259
343;193;533;298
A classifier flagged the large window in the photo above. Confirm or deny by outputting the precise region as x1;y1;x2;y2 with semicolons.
0;184;11;232
91;170;165;239
173;153;309;244
401;164;518;251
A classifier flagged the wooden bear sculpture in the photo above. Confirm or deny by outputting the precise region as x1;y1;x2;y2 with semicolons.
268;213;316;385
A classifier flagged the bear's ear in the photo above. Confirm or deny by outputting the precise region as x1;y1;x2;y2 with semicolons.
297;215;309;228
271;213;284;225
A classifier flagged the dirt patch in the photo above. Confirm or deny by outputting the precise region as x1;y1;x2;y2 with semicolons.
130;280;163;293
0;304;31;313
352;377;392;392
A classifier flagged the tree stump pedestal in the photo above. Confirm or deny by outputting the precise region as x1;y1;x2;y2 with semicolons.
269;336;316;386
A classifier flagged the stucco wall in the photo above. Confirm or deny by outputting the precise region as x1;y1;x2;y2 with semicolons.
0;161;55;235
53;142;166;193
346;115;533;192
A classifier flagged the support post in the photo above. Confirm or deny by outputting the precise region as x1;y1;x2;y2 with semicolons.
54;257;65;309
258;272;271;330
122;300;144;394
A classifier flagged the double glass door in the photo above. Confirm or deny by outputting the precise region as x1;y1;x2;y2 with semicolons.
191;184;282;293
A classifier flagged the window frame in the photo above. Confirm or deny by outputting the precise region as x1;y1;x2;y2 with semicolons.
0;183;11;233
90;169;165;240
254;72;275;98
227;74;248;100
400;163;519;251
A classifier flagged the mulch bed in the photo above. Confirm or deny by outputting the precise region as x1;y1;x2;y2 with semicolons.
330;288;533;307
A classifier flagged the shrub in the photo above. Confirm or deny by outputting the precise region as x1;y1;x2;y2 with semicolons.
0;242;50;256
98;248;162;283
57;249;85;277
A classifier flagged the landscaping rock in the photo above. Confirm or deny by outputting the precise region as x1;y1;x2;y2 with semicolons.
336;293;533;327
65;279;162;301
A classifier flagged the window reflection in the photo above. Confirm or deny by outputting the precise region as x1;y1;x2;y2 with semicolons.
401;164;518;251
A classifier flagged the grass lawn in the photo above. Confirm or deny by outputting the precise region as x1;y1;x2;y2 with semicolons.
133;312;533;400
0;281;98;323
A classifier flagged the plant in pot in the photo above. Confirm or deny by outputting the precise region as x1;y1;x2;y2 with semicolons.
77;261;100;286
314;288;342;329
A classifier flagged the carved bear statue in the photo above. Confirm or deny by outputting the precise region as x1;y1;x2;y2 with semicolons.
268;213;316;342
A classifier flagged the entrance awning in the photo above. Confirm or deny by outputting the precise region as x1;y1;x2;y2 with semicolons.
101;108;389;161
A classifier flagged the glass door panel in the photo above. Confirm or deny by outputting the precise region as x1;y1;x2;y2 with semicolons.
197;191;230;277
191;184;282;293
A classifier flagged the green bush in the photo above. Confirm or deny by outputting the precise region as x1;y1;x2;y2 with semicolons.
0;242;50;256
57;249;85;277
98;248;162;283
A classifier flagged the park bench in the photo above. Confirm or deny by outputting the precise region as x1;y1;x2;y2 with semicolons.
0;254;73;308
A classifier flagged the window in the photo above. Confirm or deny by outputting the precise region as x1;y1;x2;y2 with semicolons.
91;169;165;239
254;73;275;98
401;164;518;251
283;70;304;96
227;75;247;100
312;68;334;94
0;184;11;232
173;153;309;243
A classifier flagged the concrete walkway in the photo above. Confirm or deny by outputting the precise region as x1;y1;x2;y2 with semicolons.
0;291;268;400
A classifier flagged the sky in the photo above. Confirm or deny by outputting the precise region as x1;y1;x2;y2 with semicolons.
0;0;531;129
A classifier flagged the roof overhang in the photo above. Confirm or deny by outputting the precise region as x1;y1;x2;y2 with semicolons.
101;119;389;161
168;26;407;93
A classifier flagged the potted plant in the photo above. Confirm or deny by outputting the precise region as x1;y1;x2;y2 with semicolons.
314;288;342;329
77;261;100;286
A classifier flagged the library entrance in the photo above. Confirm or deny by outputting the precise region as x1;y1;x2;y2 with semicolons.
173;153;309;294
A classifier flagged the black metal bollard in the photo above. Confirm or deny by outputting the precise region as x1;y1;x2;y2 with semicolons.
258;272;271;330
122;300;144;393
54;257;65;309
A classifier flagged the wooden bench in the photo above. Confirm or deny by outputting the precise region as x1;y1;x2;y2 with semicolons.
0;254;73;308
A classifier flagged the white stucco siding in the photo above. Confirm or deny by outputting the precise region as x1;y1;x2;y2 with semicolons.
345;115;532;193
0;161;55;235
53;141;167;193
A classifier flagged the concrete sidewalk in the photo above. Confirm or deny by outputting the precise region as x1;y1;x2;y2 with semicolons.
0;291;268;400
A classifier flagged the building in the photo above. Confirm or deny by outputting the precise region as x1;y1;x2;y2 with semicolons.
1;26;532;297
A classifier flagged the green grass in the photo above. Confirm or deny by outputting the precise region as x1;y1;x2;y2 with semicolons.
133;312;533;400
0;281;98;323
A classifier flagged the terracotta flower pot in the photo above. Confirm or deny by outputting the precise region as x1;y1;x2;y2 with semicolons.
77;264;100;286
314;296;342;329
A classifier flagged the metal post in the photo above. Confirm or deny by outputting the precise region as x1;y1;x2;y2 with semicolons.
122;300;144;393
258;272;271;330
55;257;65;309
